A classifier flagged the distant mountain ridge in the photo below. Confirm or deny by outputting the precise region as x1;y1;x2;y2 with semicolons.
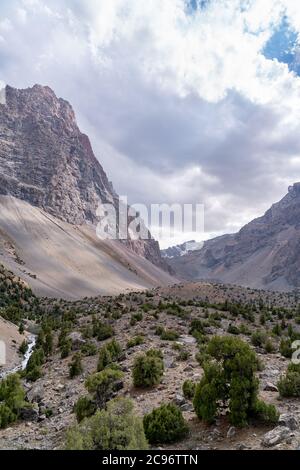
166;184;300;292
161;240;204;258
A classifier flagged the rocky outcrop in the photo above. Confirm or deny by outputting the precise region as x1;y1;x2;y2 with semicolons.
167;184;300;291
0;84;167;270
0;85;115;225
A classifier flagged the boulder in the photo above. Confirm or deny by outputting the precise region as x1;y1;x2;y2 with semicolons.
27;384;44;403
264;382;278;392
279;414;299;431
19;405;39;422
227;426;236;439
261;426;291;447
174;394;186;406
68;332;86;351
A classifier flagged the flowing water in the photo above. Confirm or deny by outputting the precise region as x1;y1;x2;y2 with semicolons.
0;334;36;380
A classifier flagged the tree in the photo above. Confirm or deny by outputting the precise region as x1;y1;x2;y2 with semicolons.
182;380;196;400
85;368;123;410
24;348;45;382
143;403;188;444
69;353;83;379
97;340;122;372
132;349;164;388
193;336;279;427
74;396;97;423
277;363;300;397
65;398;148;450
44;332;54;357
19;340;28;355
0;374;27;429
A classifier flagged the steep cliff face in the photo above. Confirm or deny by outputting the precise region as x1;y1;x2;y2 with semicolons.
0;84;116;224
167;184;300;291
0;84;166;270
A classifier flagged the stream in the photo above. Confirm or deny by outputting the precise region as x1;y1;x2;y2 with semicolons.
0;334;36;380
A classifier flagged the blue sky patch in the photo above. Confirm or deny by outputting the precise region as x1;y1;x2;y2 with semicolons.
263;17;300;76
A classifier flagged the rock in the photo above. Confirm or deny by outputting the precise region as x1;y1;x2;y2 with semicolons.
261;426;291;447
279;414;299;431
174;394;186;406
27;384;44;403
180;403;193;412
68;332;86;351
38;415;46;422
54;383;65;392
114;380;124;392
19;405;39;423
264;382;278;392
236;443;250;450
179;335;196;345
227;426;236;439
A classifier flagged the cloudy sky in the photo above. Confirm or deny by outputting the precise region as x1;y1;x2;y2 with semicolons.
1;0;300;247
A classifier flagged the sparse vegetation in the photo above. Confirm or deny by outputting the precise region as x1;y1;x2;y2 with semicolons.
143;403;188;444
66;398;148;450
193;336;279;427
182;380;196;400
278;363;300;397
0;374;28;429
132;349;164;388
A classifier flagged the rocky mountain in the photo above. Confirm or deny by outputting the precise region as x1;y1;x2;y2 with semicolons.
167;184;300;291
0;85;174;297
161;240;204;259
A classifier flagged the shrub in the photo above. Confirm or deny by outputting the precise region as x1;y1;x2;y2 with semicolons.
0;374;27;429
97;340;122;372
66;398;148;450
252;400;279;425
160;329;179;341
44;332;54;357
93;321;114;341
227;324;240;335
177;349;190;361
24;348;45;382
132;350;164;388
182;380;196;400
69;353;83;379
85;368;124;410
189;319;205;336
60;338;72;358
277;363;300;397
264;338;275;354
130;312;143;326
0;403;15;429
280;338;292;358
155;326;164;336
74;396;97;423
251;330;267;348
127;336;144;349
193;336;278;427
19;340;28;355
81;342;97;357
143;403;188;444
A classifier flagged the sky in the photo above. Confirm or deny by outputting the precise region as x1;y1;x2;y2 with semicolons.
1;0;300;248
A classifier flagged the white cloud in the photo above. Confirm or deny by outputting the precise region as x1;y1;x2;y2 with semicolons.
0;0;300;247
